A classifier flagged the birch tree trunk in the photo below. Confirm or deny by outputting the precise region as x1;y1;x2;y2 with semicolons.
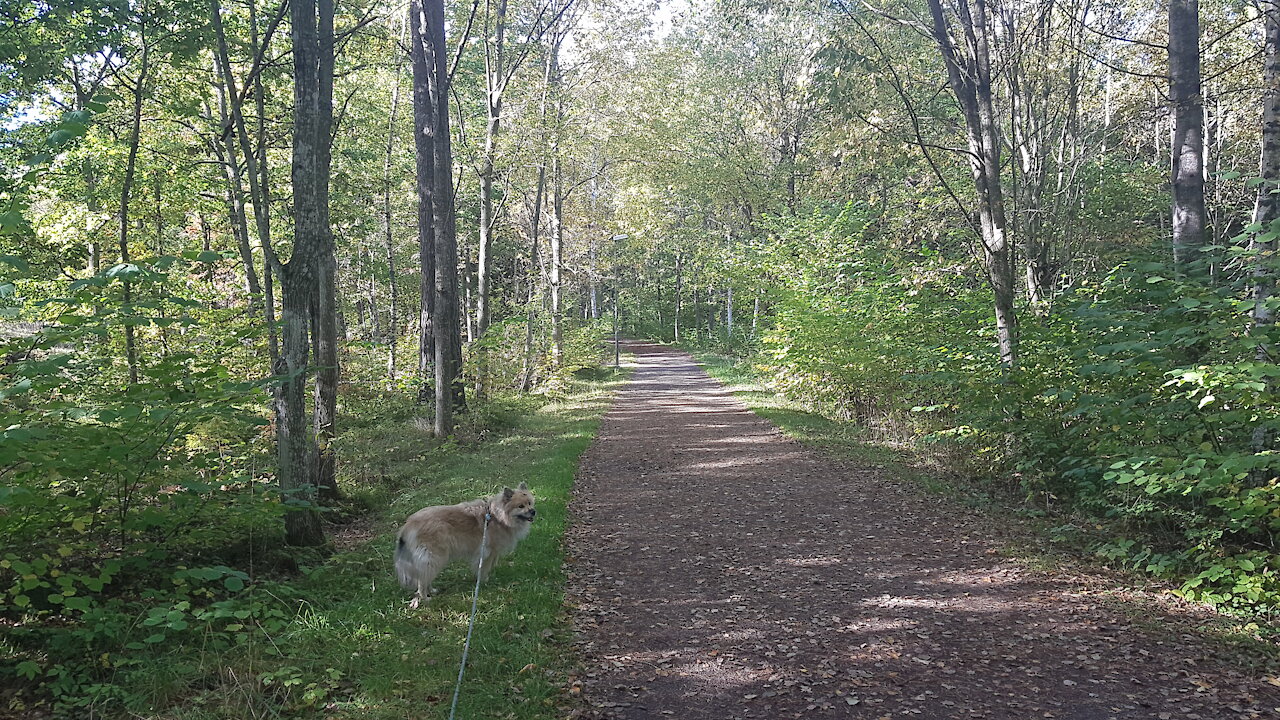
550;154;564;369
926;0;1018;368
1169;0;1206;272
726;286;733;339
674;253;682;343
547;36;566;371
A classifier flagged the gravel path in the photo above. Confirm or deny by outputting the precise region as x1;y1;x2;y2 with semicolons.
564;342;1279;720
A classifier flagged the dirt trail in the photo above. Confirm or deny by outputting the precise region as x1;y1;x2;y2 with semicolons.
564;342;1279;719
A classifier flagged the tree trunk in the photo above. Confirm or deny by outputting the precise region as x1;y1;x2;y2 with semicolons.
550;157;564;369
1170;0;1206;271
212;0;279;365
311;0;340;503
521;165;547;391
726;286;733;339
926;0;1018;368
418;0;464;436
383;11;407;385
674;254;682;342
212;61;262;299
410;0;437;404
547;36;565;371
276;0;330;546
1252;0;1280;459
477;0;508;341
118;40;150;386
85;157;102;276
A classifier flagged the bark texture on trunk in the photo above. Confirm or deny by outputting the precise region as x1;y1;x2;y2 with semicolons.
926;0;1018;368
276;0;332;546
311;0;340;503
416;0;464;436
410;0;437;405
1169;0;1206;271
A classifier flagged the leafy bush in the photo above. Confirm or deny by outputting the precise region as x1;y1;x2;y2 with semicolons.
732;205;1280;616
0;255;290;714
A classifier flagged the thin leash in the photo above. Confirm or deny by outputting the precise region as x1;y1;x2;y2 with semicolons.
448;511;491;720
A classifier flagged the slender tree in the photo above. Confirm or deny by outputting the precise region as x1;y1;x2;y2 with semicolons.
211;0;282;364
117;23;151;386
1169;0;1206;271
382;11;408;385
410;0;436;404
925;0;1018;368
311;0;340;501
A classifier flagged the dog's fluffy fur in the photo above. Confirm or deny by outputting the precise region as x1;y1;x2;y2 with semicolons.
395;483;536;607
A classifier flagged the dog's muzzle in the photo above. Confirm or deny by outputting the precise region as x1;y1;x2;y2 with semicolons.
517;509;537;522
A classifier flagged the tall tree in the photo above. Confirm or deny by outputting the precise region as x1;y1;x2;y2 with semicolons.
382;11;408;385
1252;0;1280;457
413;0;464;436
117;22;151;386
211;0;281;364
547;28;566;370
410;0;436;405
1170;0;1206;271
925;0;1018;368
310;0;340;502
274;0;334;546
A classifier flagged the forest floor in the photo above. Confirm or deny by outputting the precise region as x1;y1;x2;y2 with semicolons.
564;341;1280;720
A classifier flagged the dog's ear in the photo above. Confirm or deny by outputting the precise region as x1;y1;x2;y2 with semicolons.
517;481;528;491
502;487;514;502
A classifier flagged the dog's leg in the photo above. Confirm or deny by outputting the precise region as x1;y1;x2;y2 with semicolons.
410;553;447;608
477;546;503;583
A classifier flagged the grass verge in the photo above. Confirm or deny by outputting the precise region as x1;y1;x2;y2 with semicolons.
154;366;627;719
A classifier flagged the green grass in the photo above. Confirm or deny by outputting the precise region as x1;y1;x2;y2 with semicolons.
147;367;628;719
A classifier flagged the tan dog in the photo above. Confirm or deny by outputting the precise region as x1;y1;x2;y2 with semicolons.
395;482;537;607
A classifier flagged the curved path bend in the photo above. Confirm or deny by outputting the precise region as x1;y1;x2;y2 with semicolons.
564;342;1278;720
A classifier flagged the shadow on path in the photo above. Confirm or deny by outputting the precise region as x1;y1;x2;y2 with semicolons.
565;342;1278;719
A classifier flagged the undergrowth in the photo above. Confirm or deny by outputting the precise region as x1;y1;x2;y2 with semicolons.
690;349;1280;653
3;362;626;719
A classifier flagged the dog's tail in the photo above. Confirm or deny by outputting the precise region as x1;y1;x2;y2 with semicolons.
394;533;416;589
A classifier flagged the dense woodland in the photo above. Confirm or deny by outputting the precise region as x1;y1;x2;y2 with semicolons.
4;0;1280;715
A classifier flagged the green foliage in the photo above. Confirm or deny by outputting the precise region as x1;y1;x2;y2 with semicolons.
709;205;1280;617
0;255;291;715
